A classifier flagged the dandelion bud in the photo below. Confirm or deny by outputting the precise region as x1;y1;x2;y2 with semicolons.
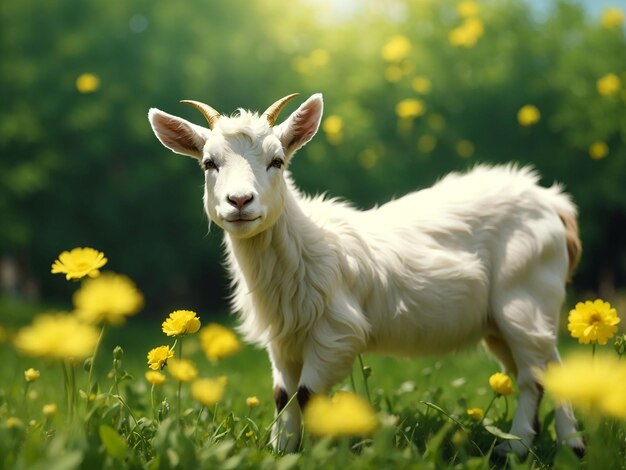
246;396;260;408
158;400;170;420
83;357;93;372
24;368;40;382
362;366;372;378
113;345;124;360
43;403;58;417
614;334;626;357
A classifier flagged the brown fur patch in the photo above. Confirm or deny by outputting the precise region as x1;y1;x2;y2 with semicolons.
274;386;288;413
297;386;312;410
559;211;582;281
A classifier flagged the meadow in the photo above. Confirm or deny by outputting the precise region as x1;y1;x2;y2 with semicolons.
1;266;625;470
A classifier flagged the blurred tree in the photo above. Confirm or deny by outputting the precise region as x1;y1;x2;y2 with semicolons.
1;0;624;314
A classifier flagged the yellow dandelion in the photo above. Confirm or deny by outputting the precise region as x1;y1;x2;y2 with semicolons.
456;140;475;158
568;299;620;345
6;417;22;429
589;141;609;160
597;73;621;96
51;247;107;280
517;104;540;126
457;1;480;17
191;378;225;406
145;370;166;385
466;407;484;421
489;372;513;396
382;35;412;62
199;323;241;361
147;345;174;370
14;313;99;361
395;98;426;120
246;396;260;408
42;403;58;417
411;76;432;94
76;73;100;93
304;391;378;438
601;7;625;29
384;65;404;83
168;358;198;382
322;115;343;145
162;310;201;337
73;272;143;325
449;17;484;47
541;353;626;419
24;368;40;382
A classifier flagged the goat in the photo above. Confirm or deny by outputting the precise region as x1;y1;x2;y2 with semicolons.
148;93;585;457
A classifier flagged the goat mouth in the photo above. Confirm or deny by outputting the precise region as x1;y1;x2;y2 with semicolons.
225;216;261;224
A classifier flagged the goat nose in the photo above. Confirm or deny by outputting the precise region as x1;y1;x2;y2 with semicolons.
227;194;254;209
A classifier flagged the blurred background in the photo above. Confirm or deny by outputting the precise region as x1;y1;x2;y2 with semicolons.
1;0;625;320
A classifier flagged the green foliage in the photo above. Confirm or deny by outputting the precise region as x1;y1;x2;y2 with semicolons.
1;0;625;311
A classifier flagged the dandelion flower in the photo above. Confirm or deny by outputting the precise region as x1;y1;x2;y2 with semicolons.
24;368;40;382
14;313;100;361
568;299;620;345
541;353;626;419
466;407;484;421
589;141;609;160
246;396;260;408
76;73;100;93
382;35;412;62
191;378;225;406
449;17;484;47
51;247;107;280
597;73;621;96
145;370;166;385
199;323;241;361
74;272;143;325
601;7;624;29
322;115;343;145
147;345;174;370
5;417;22;429
457;1;480;17
42;403;58;417
396;99;425;120
168;358;198;382
304;391;379;438
162;310;201;337
517;105;540;126
489;372;513;396
411;76;432;94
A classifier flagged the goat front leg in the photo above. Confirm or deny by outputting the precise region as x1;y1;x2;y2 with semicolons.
268;346;303;453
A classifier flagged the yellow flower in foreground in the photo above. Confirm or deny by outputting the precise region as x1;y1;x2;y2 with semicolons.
541;354;626;419
168;358;198;382
51;247;107;280
199;323;241;361
74;272;143;325
304;391;379;438
147;345;174;370
589;141;609;160
24;368;40;382
382;35;412;62
42;403;58;417
145;371;166;385
395;99;425;119
568;299;620;345
191;378;225;406
517;104;540;126
14;314;99;361
489;372;513;396
601;7;625;29
246;396;260;408
76;73;100;93
162;310;201;337
597;73;621;96
466;407;484;421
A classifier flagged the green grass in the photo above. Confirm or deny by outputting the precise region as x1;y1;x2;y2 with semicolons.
1;301;625;469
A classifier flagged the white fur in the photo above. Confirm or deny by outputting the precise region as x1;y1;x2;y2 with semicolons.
148;94;584;456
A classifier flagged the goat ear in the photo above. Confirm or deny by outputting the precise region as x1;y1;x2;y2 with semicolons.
148;108;207;159
275;93;323;158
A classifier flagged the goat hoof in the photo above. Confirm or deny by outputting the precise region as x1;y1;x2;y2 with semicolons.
493;440;528;463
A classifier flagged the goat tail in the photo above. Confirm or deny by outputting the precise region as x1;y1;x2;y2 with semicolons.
557;204;582;282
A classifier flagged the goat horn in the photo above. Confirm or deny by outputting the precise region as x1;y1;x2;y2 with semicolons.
180;100;221;129
263;93;300;127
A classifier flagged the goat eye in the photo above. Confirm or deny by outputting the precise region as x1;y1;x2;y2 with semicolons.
268;158;284;170
204;160;218;171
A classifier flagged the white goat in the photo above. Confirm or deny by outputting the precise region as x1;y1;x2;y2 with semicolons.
148;93;585;457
